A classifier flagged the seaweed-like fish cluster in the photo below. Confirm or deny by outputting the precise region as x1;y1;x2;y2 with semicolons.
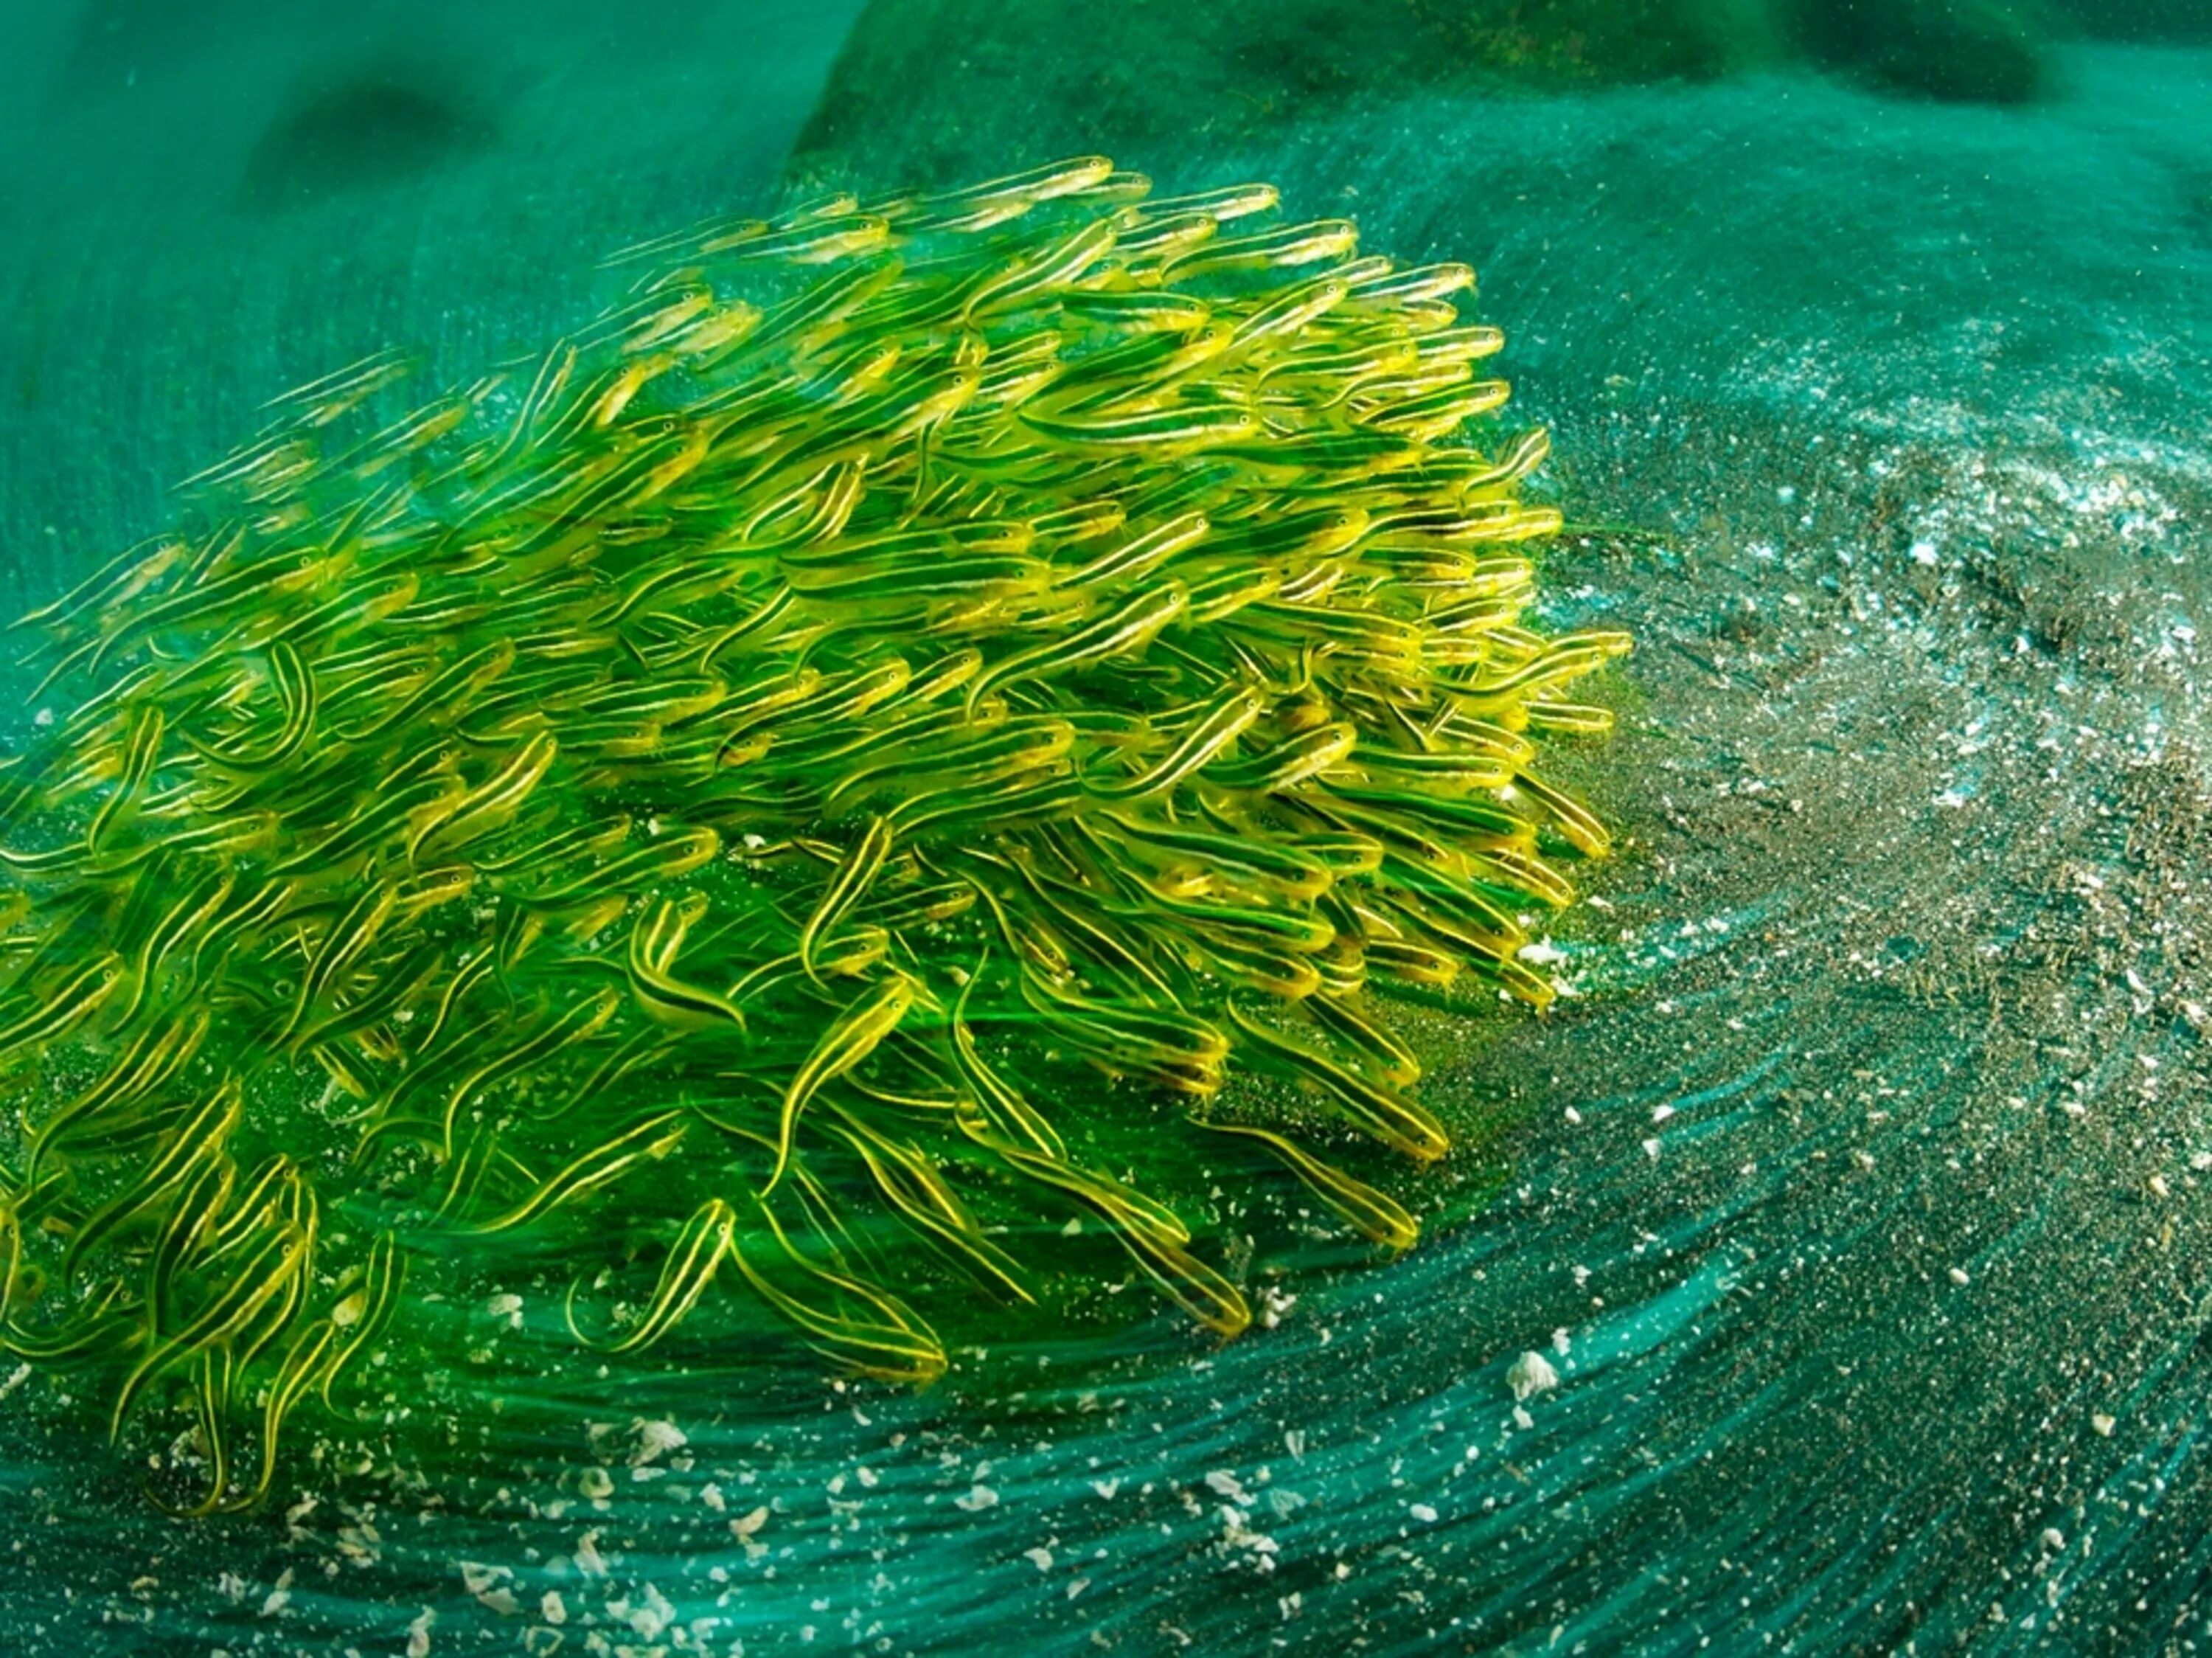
0;155;1624;1508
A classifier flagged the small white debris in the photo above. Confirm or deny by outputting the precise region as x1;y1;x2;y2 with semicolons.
1642;1137;1662;1160
1651;1103;1675;1124
1948;1267;1970;1286
1910;539;1938;566
1023;1547;1054;1572
731;1505;771;1539
406;1610;435;1658
631;1419;687;1466
614;1584;676;1641
1221;1510;1279;1555
1205;1470;1253;1505
1564;1106;1582;1125
1507;1350;1559;1401
1408;1503;1438;1524
2092;1413;2116;1437
1091;1478;1121;1499
260;1568;294;1617
540;1591;568;1626
1518;939;1567;966
2040;1529;2066;1552
956;1485;1000;1511
2149;1174;2171;1199
578;1466;614;1500
574;1530;610;1577
1854;1149;1876;1171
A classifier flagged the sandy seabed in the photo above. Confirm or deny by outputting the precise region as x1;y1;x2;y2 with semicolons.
1;8;2208;1651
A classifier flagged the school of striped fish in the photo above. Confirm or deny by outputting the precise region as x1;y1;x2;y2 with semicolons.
0;154;1627;1510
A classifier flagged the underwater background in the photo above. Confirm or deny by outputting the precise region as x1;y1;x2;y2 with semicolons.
1;1;2209;1653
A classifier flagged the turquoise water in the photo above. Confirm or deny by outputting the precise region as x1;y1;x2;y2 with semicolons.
1;4;2210;1654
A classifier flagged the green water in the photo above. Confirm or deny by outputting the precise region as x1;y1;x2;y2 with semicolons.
1;3;2210;1654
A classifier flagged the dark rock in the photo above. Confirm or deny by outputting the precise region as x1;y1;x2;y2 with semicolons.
792;0;1776;192
242;60;495;207
1783;0;2048;103
2043;0;2212;41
